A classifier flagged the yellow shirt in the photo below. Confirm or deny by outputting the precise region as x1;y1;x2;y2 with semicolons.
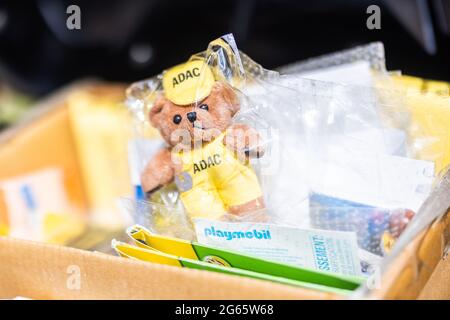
173;133;262;219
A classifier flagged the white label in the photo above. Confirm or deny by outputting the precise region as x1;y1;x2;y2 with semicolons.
194;219;362;276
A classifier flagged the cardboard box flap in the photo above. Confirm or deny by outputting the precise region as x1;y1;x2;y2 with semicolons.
0;236;339;300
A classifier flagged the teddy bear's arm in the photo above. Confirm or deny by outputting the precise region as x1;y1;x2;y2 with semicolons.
223;123;265;159
141;148;175;193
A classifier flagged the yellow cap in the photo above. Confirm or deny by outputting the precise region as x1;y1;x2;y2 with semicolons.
162;60;215;105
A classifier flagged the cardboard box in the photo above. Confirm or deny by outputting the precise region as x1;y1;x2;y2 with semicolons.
0;82;448;299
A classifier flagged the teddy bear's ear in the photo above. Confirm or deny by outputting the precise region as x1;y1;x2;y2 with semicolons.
149;95;167;127
212;81;240;116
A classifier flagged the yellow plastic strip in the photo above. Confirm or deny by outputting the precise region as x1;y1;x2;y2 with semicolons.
112;240;182;267
126;225;199;260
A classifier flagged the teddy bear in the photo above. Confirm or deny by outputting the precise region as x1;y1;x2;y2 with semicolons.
141;61;266;220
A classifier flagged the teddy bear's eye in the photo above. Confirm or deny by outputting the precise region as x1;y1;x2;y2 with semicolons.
199;104;209;111
173;114;182;124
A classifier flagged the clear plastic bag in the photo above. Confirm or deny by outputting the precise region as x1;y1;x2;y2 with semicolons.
277;76;441;257
278;42;386;74
125;34;280;230
124;34;449;278
277;42;387;87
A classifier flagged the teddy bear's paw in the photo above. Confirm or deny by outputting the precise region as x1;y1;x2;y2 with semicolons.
141;149;175;193
223;124;265;160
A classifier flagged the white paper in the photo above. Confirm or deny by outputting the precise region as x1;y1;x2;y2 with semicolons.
299;61;375;86
194;219;362;276
312;150;435;212
128;138;164;185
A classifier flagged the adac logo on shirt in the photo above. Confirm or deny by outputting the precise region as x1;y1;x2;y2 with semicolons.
162;60;215;105
193;154;221;174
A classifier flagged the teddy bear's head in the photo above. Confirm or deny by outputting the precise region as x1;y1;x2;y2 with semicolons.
149;81;240;147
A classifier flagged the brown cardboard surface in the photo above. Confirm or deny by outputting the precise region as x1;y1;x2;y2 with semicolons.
418;212;450;300
0;81;448;300
0;236;338;300
418;256;450;299
0;227;447;300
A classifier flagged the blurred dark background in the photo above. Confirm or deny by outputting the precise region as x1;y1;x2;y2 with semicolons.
0;0;449;96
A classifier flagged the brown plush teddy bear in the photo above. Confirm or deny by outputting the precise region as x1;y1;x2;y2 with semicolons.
141;65;266;220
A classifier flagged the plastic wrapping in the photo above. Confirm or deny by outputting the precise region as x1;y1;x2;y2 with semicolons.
124;35;449;279
120;190;196;241
278;42;386;74
277;42;387;87
126;34;283;227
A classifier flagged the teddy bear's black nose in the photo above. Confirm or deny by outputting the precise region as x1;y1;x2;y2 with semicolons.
187;111;197;123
